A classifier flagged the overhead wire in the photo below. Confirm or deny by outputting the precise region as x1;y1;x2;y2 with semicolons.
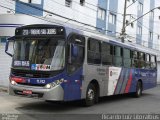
3;0;160;48
6;0;124;35
0;1;122;39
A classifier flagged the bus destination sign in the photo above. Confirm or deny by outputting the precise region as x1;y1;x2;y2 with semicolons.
16;28;64;36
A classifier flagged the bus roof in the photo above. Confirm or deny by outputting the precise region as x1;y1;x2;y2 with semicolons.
16;24;159;56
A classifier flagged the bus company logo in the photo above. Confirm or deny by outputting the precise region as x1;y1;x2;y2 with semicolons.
31;64;51;71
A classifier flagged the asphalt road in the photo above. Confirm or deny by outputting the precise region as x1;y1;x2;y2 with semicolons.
0;86;160;120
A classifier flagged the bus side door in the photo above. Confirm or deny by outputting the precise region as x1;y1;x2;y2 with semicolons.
64;33;85;101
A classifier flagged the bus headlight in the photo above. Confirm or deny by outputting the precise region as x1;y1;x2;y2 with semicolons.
44;78;64;89
45;84;52;89
11;80;17;85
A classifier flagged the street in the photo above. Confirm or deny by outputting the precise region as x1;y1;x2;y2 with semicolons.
1;86;160;114
0;86;160;120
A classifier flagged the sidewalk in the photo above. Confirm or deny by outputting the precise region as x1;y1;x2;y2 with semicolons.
0;86;8;92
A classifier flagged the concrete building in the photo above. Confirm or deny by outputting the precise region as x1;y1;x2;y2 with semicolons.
0;0;160;87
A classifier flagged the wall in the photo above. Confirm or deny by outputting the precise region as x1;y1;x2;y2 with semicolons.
43;0;97;28
15;0;44;16
0;0;15;14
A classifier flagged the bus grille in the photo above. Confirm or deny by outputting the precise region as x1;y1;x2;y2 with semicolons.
12;70;50;78
17;83;45;87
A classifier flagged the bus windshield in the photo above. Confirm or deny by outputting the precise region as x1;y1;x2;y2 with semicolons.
13;38;65;71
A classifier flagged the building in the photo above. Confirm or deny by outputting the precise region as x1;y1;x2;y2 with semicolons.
0;0;160;87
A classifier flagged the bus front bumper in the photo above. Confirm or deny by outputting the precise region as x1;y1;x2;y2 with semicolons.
9;84;64;101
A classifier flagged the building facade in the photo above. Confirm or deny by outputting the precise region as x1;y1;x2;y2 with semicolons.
0;0;160;86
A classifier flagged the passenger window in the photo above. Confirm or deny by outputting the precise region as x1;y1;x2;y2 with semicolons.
113;46;123;67
123;48;131;68
151;55;156;69
88;38;101;64
138;52;145;69
146;54;151;69
132;51;139;68
101;42;113;65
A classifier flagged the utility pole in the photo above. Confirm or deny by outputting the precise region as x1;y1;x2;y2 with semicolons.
121;0;127;43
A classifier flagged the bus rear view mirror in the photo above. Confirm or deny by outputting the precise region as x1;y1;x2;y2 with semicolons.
71;44;78;58
68;44;78;64
5;37;14;57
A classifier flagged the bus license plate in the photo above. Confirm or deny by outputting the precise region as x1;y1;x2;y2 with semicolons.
23;90;32;95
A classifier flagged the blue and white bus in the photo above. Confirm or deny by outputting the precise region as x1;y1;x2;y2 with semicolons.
5;24;157;106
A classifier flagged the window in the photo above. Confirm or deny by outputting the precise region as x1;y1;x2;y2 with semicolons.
67;34;85;74
150;11;154;19
139;52;145;68
18;0;41;4
98;8;106;20
132;51;138;68
88;38;101;64
18;0;31;3
138;2;143;12
133;51;146;68
137;26;142;35
123;48;132;67
113;46;123;67
158;35;160;40
146;54;151;69
101;42;113;65
149;31;153;40
0;37;7;43
109;13;116;24
151;55;156;69
131;23;134;28
80;0;85;6
65;0;72;7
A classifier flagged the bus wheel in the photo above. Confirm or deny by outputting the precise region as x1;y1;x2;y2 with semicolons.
134;81;142;98
85;83;96;106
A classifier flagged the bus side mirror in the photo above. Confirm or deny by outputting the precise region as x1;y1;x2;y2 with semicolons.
71;44;78;58
5;37;14;57
68;44;78;64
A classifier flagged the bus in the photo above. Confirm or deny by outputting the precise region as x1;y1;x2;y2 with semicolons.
5;24;157;106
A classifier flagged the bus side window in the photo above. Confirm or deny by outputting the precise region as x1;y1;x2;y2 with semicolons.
113;46;123;67
132;51;138;68
101;42;112;65
146;54;151;69
87;38;101;65
151;55;156;69
138;52;145;69
123;48;131;68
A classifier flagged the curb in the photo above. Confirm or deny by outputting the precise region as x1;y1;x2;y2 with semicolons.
0;86;8;93
157;83;160;85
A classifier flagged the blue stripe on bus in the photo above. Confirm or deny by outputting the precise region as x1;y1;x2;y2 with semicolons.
0;24;23;28
0;26;20;28
114;68;133;94
0;24;23;26
114;68;126;94
120;69;130;94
